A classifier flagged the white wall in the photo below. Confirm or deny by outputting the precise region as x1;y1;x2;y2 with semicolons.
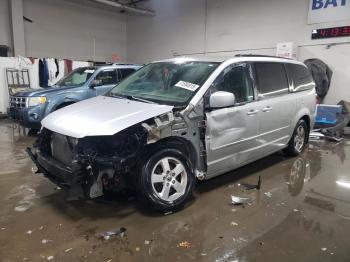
0;0;12;55
126;0;350;104
127;0;206;62
1;0;127;62
299;45;350;104
23;0;127;62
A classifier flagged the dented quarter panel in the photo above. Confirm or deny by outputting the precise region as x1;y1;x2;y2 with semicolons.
41;96;173;138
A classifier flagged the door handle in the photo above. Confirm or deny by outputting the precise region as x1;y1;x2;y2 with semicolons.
262;106;272;112
247;109;259;116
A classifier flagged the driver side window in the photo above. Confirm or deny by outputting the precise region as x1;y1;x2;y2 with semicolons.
209;63;254;104
94;70;118;86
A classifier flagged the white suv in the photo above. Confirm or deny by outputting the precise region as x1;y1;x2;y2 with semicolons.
28;55;316;211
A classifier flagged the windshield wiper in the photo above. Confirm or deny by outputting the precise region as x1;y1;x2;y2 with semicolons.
108;93;126;99
126;95;155;104
107;93;155;104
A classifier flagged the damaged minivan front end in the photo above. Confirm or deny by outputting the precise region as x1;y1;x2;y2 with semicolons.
27;123;148;198
27;59;220;210
27;105;205;200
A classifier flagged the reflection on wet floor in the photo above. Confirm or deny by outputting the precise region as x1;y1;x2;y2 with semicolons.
0;119;350;261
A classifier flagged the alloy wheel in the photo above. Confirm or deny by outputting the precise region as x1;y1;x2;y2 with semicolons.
294;125;306;152
151;157;188;202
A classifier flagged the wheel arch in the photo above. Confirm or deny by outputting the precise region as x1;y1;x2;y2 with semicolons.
291;107;312;136
144;136;199;174
52;100;77;111
300;115;311;132
300;115;311;144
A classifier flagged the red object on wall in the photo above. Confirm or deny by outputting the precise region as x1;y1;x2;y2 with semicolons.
28;57;36;64
64;59;73;74
111;54;120;62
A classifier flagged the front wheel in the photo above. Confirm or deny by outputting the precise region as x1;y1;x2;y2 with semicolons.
284;119;308;156
137;148;195;212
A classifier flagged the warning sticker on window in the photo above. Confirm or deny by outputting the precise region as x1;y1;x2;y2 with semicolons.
84;69;95;74
175;81;200;91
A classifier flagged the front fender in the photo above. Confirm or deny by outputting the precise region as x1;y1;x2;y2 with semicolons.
45;97;80;115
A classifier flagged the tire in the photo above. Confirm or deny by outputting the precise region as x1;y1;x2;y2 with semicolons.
137;148;195;212
284;119;308;156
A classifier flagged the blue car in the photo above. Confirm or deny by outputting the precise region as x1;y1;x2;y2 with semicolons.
7;64;142;129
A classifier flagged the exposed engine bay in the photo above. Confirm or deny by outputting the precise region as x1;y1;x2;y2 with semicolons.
27;108;206;200
31;124;147;198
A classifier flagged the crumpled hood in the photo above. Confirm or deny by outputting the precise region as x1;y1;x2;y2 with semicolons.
41;96;173;138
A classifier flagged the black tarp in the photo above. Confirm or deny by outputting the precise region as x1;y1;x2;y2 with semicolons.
304;58;333;98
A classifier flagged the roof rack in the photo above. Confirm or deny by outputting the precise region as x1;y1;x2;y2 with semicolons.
234;54;291;59
112;63;144;66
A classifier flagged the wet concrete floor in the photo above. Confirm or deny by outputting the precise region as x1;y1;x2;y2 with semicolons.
0;119;350;262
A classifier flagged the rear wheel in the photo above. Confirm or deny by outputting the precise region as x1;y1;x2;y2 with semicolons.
284;119;308;156
137;148;195;212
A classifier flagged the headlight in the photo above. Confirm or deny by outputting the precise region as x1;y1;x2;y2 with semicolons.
28;96;46;107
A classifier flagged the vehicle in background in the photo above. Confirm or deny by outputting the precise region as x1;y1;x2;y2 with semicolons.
27;56;315;212
7;64;142;129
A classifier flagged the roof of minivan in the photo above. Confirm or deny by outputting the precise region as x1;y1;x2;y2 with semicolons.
98;64;142;69
155;56;305;66
76;64;142;70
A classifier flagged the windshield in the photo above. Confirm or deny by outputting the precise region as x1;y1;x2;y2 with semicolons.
108;61;219;105
55;67;95;87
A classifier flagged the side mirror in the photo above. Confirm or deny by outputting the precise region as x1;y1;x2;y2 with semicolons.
90;79;102;88
209;91;235;109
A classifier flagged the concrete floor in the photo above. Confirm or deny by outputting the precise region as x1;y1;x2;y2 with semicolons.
0;119;350;262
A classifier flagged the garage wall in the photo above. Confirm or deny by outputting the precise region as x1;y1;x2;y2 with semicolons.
22;0;127;62
126;0;350;104
126;0;206;62
0;0;12;55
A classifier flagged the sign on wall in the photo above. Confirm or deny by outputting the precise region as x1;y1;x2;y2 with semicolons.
308;0;350;24
276;42;298;60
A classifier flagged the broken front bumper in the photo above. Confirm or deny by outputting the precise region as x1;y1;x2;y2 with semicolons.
26;147;84;189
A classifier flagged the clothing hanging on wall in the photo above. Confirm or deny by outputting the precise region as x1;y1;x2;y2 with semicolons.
47;58;55;85
29;57;35;64
55;59;59;77
39;58;49;88
43;59;49;88
64;59;73;74
39;59;44;87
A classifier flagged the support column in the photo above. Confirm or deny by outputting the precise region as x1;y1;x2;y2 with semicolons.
10;0;26;56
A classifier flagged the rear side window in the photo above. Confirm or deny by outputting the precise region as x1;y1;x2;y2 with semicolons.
119;68;136;79
95;69;118;85
286;64;314;92
254;62;289;96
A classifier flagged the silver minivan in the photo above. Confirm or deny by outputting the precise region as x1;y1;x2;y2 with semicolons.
28;55;316;211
